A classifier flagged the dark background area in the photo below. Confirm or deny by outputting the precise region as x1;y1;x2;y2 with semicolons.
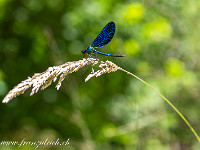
0;0;200;149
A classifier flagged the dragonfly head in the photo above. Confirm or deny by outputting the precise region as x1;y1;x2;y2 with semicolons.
81;49;86;54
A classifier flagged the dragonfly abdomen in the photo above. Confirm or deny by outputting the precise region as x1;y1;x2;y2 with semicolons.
94;49;125;57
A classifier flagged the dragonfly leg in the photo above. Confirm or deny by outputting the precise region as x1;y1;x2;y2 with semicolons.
84;51;91;58
88;52;96;58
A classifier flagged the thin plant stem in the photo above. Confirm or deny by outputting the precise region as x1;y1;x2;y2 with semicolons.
118;67;200;142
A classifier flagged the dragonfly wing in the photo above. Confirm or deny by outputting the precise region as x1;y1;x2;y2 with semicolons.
91;21;115;48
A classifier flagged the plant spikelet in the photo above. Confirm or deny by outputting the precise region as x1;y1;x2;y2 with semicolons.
2;58;120;103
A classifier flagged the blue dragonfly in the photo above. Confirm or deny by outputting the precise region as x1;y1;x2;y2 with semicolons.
82;21;125;57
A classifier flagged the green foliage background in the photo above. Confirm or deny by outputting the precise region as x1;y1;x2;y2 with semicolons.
0;0;200;149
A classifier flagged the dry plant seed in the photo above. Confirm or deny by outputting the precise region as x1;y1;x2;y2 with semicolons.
2;58;119;103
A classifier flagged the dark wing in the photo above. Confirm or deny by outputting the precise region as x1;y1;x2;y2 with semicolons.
91;21;115;48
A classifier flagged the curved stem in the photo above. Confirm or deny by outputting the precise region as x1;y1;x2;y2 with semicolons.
119;67;200;142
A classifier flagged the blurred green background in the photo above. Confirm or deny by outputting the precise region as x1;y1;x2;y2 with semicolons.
0;0;200;149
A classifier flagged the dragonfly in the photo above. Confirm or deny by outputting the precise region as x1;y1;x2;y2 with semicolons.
81;21;125;57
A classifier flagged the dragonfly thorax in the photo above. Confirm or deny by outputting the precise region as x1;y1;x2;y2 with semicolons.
86;46;94;52
81;46;95;55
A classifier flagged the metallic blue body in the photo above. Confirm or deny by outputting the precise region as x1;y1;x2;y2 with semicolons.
82;22;125;57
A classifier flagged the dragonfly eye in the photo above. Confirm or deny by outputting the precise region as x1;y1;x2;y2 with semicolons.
81;50;86;54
